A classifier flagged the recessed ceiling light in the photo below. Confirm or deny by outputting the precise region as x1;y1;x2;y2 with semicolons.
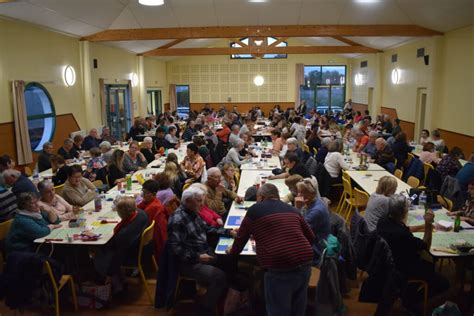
249;0;267;3
139;0;164;6
354;0;380;3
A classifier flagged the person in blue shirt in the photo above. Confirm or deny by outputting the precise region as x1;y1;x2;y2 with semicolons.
82;128;103;151
295;177;331;265
3;169;38;197
456;153;474;191
6;192;60;253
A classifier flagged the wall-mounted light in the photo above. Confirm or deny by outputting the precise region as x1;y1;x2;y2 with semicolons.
354;73;362;86
131;73;139;87
63;65;76;87
391;68;400;85
139;0;164;6
254;75;264;86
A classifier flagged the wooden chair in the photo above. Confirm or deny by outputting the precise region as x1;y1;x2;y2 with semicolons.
422;162;434;185
394;169;403;180
0;219;13;273
53;184;65;196
404;153;415;169
45;260;78;316
335;171;351;213
437;195;453;212
121;220;158;304
351;188;370;220
407;176;420;188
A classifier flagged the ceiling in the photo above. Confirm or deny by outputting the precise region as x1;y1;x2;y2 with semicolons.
0;0;472;56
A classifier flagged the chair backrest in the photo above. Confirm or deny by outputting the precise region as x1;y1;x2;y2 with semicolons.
302;143;310;153
138;221;155;263
92;180;103;188
394;169;403;179
0;219;14;241
407;176;420;188
423;162;434;184
404;153;415;169
342;177;354;199
24;166;33;177
54;184;65;196
313;147;318;156
44;260;59;292
342;170;350;182
353;187;370;206
437;195;453;212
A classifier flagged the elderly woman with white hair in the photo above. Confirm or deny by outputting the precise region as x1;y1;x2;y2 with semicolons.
99;141;114;164
167;184;230;315
295;177;330;265
224;139;249;166
37;180;77;221
140;136;159;164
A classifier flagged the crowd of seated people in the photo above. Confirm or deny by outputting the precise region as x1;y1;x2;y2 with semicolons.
0;104;472;315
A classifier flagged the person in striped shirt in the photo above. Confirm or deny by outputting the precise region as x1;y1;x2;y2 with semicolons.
0;185;17;222
229;183;315;316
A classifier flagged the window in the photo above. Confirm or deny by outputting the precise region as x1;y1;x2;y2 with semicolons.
176;85;190;119
300;65;346;113
230;37;287;59
24;83;56;152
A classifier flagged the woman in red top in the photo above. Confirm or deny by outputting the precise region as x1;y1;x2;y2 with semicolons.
137;180;168;261
216;121;232;143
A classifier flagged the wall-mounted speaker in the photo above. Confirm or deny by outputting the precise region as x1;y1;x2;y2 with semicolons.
424;55;429;66
93;59;98;69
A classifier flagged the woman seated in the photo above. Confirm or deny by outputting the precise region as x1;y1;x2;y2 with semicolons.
107;149;126;187
391;132;411;169
6;192;60;253
324;139;349;183
180;143;206;183
155;172;178;206
448;179;474;225
295;178;330;265
166;153;187;181
49;154;68;186
222;163;238;193
376;195;449;310
418;142;441;165
62;165;97;207
123;141;147;173
140;137;159;164
431;129;445;152
419;129;431;146
282;174;303;205
38;180;77;221
270;129;284;155
93;196;148;294
224;139;249;167
365;176;398;231
162;163;184;197
436;147;463;180
84;147;107;182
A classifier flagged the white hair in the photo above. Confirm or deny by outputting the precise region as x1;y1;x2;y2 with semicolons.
234;139;245;148
143;137;153;143
207;167;221;177
3;169;21;178
99;141;111;149
287;137;298;145
181;185;206;204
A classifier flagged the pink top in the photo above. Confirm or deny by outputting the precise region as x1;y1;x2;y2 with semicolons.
418;151;441;164
39;194;75;221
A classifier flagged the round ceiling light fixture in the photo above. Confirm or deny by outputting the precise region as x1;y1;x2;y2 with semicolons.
253;75;264;86
131;73;139;87
138;0;164;6
63;65;76;87
391;68;400;85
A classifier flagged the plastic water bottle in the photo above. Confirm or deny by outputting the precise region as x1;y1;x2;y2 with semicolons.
419;191;427;208
126;175;132;191
32;168;39;184
94;189;102;212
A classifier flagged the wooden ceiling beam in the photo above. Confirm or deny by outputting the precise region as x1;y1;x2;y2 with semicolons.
157;39;186;49
81;25;442;42
142;45;380;57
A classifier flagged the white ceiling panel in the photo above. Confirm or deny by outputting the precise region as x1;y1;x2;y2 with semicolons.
350;36;415;50
296;37;348;46
298;2;345;24
109;6;142;29
106;40;154;54
256;3;301;25
28;0;126;29
214;3;260;25
170;5;219;27
338;1;411;25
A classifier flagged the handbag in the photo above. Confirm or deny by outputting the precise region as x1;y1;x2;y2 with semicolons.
77;281;112;309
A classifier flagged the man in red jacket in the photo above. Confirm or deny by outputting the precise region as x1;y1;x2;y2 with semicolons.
228;183;315;316
138;180;167;260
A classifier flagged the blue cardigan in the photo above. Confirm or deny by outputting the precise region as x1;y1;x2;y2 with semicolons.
304;198;331;265
6;212;58;253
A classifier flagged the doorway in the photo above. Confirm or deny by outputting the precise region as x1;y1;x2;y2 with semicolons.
146;89;162;116
176;85;190;119
368;87;374;118
415;88;427;140
104;84;132;141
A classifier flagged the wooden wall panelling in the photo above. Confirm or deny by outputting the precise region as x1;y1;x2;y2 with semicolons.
0;113;81;168
380;107;415;142
438;129;474;159
351;102;368;114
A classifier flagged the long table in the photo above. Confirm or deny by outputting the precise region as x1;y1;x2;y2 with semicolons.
346;170;413;195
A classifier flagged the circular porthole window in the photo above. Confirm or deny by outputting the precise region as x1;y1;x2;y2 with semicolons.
24;83;56;152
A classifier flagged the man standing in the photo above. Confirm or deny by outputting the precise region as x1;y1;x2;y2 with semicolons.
229;184;315;316
168;185;229;315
